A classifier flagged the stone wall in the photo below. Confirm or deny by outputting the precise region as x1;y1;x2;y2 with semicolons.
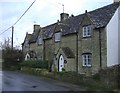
54;34;77;72
61;34;77;56
29;43;37;52
44;39;54;70
36;44;43;60
61;34;77;71
78;14;107;75
99;65;120;89
78;15;101;75
22;44;30;55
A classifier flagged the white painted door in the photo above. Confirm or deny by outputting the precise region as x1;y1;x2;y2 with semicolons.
59;55;64;72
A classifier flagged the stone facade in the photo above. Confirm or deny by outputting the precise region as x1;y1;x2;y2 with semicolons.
22;33;32;56
44;38;54;69
22;2;120;75
54;34;77;72
78;14;107;75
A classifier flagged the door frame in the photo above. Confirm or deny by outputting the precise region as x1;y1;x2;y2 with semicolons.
58;54;64;71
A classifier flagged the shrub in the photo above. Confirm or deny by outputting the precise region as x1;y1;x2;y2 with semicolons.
62;68;65;72
20;60;48;69
53;65;57;73
92;73;100;81
2;47;23;70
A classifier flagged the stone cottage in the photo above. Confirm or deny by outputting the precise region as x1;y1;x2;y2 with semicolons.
22;0;120;75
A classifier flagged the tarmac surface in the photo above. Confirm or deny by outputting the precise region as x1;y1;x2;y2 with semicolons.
1;71;86;92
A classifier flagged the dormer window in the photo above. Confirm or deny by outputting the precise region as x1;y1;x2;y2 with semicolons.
38;36;42;45
83;25;92;37
55;32;61;42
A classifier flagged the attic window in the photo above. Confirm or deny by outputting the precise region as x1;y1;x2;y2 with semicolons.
55;32;61;42
83;25;92;37
38;36;42;45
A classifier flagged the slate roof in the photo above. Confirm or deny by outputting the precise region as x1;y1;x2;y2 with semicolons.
29;29;40;44
26;2;119;43
42;2;119;39
42;23;56;39
87;2;119;28
22;33;32;45
62;47;75;58
59;14;84;36
41;14;84;40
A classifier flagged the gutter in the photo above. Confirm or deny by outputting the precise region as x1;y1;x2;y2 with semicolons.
43;39;46;60
76;33;78;72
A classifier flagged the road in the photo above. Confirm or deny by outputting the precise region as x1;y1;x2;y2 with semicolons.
0;71;2;92
1;71;86;91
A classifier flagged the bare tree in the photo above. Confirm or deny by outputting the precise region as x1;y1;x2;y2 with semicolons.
1;38;11;49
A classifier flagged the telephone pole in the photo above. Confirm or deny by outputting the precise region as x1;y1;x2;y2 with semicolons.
11;26;14;49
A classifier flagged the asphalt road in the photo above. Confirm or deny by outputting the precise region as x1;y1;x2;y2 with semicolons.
0;71;2;92
1;71;86;91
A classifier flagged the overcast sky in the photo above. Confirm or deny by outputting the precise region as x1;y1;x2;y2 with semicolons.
0;0;113;49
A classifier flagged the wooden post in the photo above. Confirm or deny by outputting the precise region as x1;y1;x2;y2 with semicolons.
12;26;14;49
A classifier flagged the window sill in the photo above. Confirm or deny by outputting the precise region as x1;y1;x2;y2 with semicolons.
38;44;42;46
82;65;92;68
55;41;60;43
82;36;92;38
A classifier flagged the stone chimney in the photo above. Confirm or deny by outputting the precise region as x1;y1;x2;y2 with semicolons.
60;13;69;21
114;0;120;2
34;24;40;31
26;32;28;35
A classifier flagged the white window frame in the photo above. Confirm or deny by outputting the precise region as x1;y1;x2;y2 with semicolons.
55;32;61;42
82;54;92;67
83;25;92;37
38;36;42;45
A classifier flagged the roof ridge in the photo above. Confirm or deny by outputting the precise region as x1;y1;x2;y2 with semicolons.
88;2;118;13
27;2;119;42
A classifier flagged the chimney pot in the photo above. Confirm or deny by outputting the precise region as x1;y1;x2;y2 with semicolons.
34;24;40;32
60;13;69;21
57;20;59;23
71;14;74;17
114;0;120;2
26;32;28;35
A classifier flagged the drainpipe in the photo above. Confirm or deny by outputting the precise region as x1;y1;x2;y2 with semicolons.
76;33;78;73
43;39;46;61
99;29;102;69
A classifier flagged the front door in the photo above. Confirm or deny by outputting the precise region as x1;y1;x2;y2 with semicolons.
59;55;64;71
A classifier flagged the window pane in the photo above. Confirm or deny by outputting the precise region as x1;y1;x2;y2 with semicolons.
83;27;86;37
84;58;87;65
84;30;86;37
82;55;87;66
38;37;42;44
87;55;92;66
87;26;91;36
55;32;61;42
83;25;91;37
82;54;92;67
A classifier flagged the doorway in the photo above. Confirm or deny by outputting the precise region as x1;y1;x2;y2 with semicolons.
59;55;64;71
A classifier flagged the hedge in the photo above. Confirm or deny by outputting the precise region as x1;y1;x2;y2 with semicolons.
20;60;48;69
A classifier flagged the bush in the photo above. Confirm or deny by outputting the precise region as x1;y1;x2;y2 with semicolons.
62;68;65;72
2;47;23;70
20;60;48;69
92;73;100;81
53;65;57;73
